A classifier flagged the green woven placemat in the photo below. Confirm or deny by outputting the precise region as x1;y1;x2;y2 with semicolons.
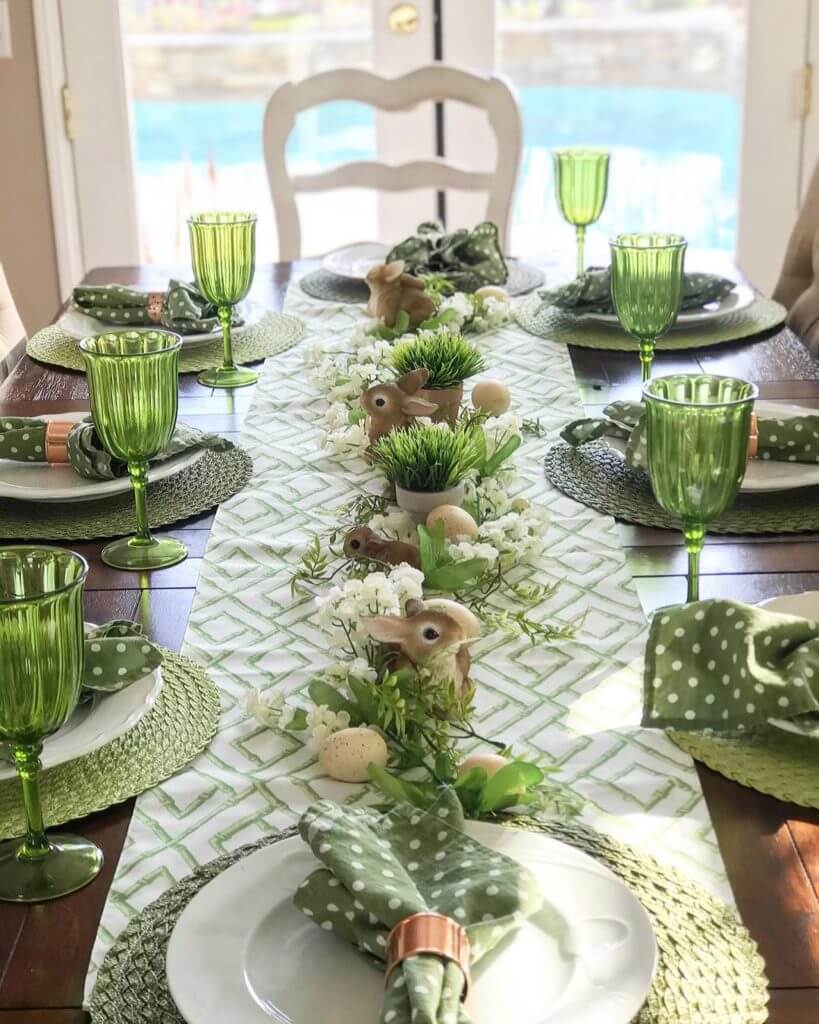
515;292;786;349
88;817;768;1024
26;311;304;374
0;445;252;541
300;260;545;303
671;728;819;810
545;440;819;535
0;648;219;841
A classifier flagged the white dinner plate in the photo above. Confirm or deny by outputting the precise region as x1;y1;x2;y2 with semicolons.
58;298;262;348
166;821;657;1024
0;664;162;781
581;283;754;329
323;242;391;279
759;591;819;738
0;411;205;503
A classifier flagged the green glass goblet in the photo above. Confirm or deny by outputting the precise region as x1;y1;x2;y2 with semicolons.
643;374;758;603
553;148;610;277
0;546;103;901
610;233;687;382
80;331;188;571
188;211;258;389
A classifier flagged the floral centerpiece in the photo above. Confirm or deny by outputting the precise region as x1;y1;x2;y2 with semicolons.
389;328;486;425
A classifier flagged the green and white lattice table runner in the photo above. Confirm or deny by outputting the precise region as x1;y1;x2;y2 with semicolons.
87;280;732;992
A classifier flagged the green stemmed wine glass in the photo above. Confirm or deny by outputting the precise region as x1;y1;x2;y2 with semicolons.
610;233;687;382
80;331;188;571
553;148;610;277
188;211;258;389
0;546;103;901
644;374;757;603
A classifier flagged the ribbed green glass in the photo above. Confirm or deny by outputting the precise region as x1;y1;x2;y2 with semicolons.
553;148;610;277
644;374;758;602
610;233;687;382
188;211;258;389
80;331;188;571
0;546;103;901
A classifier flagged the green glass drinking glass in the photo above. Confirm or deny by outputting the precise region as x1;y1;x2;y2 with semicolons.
610;233;687;382
80;331;188;571
0;546;103;901
188;210;258;389
643;374;758;603
553;148;610;277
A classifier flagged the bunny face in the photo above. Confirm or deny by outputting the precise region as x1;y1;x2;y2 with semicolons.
343;526;376;559
360;369;438;443
361;598;479;665
360;383;404;420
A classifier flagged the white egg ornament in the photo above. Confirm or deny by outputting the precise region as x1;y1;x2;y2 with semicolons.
472;379;511;417
426;504;479;540
458;752;508;778
474;285;509;303
318;727;388;783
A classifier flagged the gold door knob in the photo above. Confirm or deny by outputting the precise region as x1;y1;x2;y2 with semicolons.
388;2;420;34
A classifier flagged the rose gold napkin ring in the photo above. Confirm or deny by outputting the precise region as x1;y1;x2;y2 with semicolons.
146;292;164;324
747;412;759;459
386;912;471;1000
44;421;74;464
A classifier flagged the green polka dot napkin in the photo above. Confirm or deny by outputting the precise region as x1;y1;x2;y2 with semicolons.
72;280;243;335
642;599;819;731
83;620;163;693
387;222;508;293
538;267;734;316
295;790;543;1024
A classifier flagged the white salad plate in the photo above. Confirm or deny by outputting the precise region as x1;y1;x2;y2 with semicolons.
582;283;754;328
760;591;819;738
0;410;205;503
323;242;390;280
166;821;657;1024
0;664;162;781
58;298;262;348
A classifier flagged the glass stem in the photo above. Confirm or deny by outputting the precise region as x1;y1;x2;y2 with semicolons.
12;742;50;861
128;460;154;548
575;225;586;278
683;522;705;603
219;305;236;372
639;340;655;382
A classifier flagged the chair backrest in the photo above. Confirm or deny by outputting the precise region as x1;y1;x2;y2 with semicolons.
0;263;26;372
263;65;522;261
773;161;819;351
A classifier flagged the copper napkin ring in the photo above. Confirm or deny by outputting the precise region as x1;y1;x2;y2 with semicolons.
747;413;759;459
44;421;74;464
386;912;471;1000
146;292;164;324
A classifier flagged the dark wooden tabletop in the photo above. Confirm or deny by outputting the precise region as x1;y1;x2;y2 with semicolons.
1;261;818;1024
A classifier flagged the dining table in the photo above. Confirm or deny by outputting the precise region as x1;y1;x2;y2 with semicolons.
1;258;818;1024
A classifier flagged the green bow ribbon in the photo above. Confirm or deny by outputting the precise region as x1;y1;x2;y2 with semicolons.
72;280;244;336
83;620;163;693
0;416;232;480
643;599;819;732
538;267;735;316
296;790;543;1024
387;222;508;293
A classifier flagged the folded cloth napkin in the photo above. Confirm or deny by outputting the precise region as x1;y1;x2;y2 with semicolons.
0;416;232;480
295;790;543;1024
538;267;735;316
562;401;819;468
386;221;508;293
72;280;244;335
642;599;819;732
83;620;163;694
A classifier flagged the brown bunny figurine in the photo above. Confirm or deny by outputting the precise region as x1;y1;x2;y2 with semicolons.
343;526;421;569
360;368;439;444
361;597;481;698
365;261;437;328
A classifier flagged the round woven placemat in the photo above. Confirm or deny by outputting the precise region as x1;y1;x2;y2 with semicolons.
515;293;786;350
545;440;819;535
671;728;819;810
0;446;252;541
26;311;304;374
88;818;768;1024
299;260;545;303
0;648;219;841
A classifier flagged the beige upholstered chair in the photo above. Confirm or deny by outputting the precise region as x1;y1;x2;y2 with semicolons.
0;264;25;375
773;162;819;350
263;65;522;261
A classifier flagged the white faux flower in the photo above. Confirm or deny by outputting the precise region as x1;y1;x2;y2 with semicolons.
306;705;351;752
389;563;425;603
324;402;351;430
246;687;284;729
367;510;417;544
438;292;473;329
322;422;370;459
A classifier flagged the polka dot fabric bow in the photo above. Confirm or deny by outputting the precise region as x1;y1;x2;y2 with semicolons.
642;599;819;731
83;620;163;694
386;222;509;294
72;280;244;335
295;790;543;1024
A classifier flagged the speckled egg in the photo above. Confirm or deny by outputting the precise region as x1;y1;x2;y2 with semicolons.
472;379;511;416
319;727;388;783
459;753;508;778
474;285;509;303
426;504;479;540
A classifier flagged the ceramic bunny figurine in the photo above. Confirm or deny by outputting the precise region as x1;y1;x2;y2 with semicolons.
362;598;481;697
365;261;437;327
343;526;421;569
360;368;438;444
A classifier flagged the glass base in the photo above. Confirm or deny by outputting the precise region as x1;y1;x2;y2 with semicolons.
0;833;103;902
197;366;258;389
101;535;188;571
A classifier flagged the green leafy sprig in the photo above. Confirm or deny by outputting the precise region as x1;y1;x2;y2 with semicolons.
390;328;486;389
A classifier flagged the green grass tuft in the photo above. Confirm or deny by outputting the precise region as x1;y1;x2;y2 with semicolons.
390;328;486;389
372;423;482;492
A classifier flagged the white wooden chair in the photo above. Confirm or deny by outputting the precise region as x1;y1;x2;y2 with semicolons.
263;65;522;261
0;264;25;365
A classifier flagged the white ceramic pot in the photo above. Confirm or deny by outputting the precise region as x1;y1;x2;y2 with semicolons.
394;481;466;524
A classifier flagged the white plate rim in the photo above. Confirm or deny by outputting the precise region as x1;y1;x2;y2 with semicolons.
579;283;754;328
759;591;819;737
322;242;391;280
